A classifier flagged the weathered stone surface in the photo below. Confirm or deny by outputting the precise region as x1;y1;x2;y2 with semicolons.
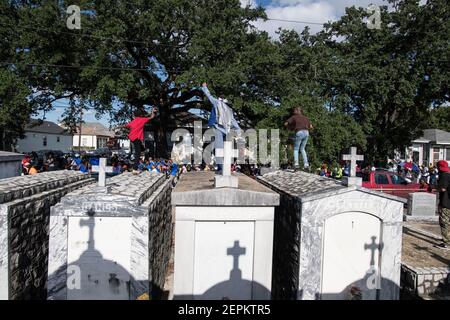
258;170;404;301
0;171;90;204
401;264;450;297
0;171;94;300
405;192;438;222
172;172;279;206
47;172;174;300
0;151;23;180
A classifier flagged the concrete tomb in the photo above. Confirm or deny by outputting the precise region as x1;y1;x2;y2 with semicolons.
0;151;23;180
172;170;279;300
0;171;94;300
406;192;438;222
259;170;405;300
47;171;173;300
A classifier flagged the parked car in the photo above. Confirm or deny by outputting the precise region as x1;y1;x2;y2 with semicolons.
361;170;428;199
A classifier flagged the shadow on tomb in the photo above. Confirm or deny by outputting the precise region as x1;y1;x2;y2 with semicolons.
46;172;174;300
173;240;270;300
47;214;149;300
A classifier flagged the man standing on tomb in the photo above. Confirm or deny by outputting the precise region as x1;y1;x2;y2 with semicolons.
435;160;450;250
284;107;313;171
201;83;241;173
122;107;158;171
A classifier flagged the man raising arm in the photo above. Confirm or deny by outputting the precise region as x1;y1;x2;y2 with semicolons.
122;107;158;171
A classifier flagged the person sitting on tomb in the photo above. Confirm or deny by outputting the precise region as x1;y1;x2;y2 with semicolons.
79;160;90;174
201;82;241;174
121;107;158;171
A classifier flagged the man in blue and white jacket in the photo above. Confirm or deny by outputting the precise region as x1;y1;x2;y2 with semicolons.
201;83;241;173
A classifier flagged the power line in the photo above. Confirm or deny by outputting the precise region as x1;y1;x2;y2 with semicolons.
265;18;328;26
0;15;332;50
0;61;402;85
0;21;188;49
1;61;156;72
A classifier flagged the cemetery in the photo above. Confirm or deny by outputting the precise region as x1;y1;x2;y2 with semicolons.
0;142;449;301
0;0;449;307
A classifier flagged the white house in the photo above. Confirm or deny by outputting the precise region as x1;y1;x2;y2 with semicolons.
73;122;115;151
395;129;450;165
16;119;73;153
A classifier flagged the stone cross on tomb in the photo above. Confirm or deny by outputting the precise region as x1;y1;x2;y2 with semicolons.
91;158;113;187
215;141;239;188
227;240;246;279
216;141;239;177
343;147;364;178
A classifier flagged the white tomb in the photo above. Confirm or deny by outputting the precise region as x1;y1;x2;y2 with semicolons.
0;151;23;179
405;192;438;222
172;171;279;300
259;169;406;300
47;171;173;300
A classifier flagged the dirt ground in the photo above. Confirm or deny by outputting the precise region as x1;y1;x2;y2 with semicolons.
402;222;450;268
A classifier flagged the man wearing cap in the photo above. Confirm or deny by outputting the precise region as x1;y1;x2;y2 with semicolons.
436;160;450;250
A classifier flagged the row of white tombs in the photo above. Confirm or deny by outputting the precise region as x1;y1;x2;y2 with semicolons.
0;170;407;300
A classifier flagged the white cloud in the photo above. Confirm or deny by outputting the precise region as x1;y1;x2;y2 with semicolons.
254;0;391;38
240;0;258;8
254;1;338;36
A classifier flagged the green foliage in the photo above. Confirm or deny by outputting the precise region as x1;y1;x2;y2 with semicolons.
0;1;33;150
429;106;450;132
0;0;448;163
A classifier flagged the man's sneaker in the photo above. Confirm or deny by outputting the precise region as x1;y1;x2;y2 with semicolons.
434;243;450;251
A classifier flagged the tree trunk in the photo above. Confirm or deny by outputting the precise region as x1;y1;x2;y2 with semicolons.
154;105;170;159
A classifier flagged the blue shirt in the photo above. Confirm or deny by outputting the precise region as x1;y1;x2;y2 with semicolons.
171;163;179;176
90;158;99;166
79;164;89;173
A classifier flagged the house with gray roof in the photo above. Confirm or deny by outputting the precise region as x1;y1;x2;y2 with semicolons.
397;129;450;165
72;122;116;151
16;119;73;153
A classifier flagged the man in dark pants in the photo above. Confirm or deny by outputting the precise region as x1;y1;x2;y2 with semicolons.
123;108;158;171
435;160;450;250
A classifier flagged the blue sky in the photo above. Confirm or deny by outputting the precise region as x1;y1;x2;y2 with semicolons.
37;0;395;126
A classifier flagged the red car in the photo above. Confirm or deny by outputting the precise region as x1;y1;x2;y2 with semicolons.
361;170;427;199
